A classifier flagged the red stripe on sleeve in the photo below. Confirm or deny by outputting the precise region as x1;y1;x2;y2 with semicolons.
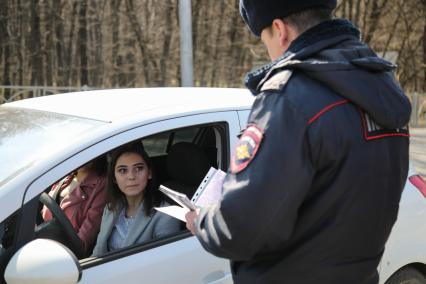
308;99;349;125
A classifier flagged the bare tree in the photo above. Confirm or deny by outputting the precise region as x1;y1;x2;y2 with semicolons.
44;0;55;86
29;0;43;86
0;0;11;99
125;0;149;85
64;1;78;86
0;0;423;94
364;0;389;44
78;0;88;86
423;0;426;90
54;1;65;86
160;0;174;86
111;0;121;87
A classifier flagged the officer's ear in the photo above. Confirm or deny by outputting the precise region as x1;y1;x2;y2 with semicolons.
272;19;298;50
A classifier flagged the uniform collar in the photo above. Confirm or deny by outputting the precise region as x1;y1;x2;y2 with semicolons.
244;19;360;94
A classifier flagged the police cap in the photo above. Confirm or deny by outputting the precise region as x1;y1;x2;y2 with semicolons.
239;0;337;37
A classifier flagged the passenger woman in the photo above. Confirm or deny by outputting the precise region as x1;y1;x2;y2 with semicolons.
42;155;108;254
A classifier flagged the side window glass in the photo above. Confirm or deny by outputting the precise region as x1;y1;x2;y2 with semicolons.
142;127;200;157
143;132;170;157
172;127;199;145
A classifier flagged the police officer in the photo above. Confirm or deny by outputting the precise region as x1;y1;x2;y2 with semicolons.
185;1;411;283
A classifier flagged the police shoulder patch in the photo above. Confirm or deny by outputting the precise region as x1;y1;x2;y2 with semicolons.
231;124;264;174
360;110;409;140
260;70;293;92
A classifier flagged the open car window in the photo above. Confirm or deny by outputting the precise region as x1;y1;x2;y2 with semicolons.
31;122;228;261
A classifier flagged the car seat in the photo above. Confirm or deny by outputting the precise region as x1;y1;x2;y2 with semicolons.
163;142;211;199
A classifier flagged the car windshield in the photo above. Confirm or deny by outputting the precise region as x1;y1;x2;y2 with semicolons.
0;107;105;186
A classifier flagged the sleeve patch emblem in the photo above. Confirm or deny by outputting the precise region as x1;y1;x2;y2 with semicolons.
360;110;409;140
231;125;264;174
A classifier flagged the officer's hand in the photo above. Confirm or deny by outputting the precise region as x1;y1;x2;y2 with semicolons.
185;209;200;235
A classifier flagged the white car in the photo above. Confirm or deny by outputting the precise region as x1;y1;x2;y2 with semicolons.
0;88;425;284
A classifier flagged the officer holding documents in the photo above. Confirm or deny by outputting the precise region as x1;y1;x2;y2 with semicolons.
185;0;411;283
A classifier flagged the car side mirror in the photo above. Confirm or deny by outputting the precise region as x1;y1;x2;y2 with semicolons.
5;238;81;284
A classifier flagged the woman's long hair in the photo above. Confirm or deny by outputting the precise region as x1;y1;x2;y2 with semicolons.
106;141;161;216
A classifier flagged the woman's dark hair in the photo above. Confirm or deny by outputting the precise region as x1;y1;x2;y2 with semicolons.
106;141;162;216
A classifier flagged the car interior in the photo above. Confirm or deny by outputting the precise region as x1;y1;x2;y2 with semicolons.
32;122;229;259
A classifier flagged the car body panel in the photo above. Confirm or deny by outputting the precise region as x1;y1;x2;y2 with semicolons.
80;238;232;284
378;167;426;283
6;88;253;123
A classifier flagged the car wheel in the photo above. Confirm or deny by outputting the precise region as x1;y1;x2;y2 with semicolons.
385;267;426;284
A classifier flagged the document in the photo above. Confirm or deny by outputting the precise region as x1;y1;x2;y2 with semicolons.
155;205;189;222
158;185;197;211
191;167;226;207
155;167;226;222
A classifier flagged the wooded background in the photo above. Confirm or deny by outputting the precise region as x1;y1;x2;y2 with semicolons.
0;0;425;101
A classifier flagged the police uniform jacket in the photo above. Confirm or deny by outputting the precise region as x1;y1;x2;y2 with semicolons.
193;19;411;284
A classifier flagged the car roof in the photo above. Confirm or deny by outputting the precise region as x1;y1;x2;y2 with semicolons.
4;88;254;123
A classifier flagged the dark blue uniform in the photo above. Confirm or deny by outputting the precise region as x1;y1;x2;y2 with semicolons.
194;19;411;284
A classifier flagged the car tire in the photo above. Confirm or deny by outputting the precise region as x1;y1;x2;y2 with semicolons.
385;267;426;284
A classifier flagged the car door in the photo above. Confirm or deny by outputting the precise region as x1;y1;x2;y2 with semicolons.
17;111;242;284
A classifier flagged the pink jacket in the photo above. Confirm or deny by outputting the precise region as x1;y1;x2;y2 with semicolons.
42;173;107;252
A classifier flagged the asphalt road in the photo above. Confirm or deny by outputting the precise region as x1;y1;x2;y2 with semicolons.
410;127;426;178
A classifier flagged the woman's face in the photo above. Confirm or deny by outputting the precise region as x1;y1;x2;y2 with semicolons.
114;152;152;198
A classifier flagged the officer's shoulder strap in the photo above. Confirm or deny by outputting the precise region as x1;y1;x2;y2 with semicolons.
257;57;302;93
259;69;293;93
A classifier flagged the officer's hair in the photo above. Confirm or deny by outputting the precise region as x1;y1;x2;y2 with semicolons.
283;8;333;34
